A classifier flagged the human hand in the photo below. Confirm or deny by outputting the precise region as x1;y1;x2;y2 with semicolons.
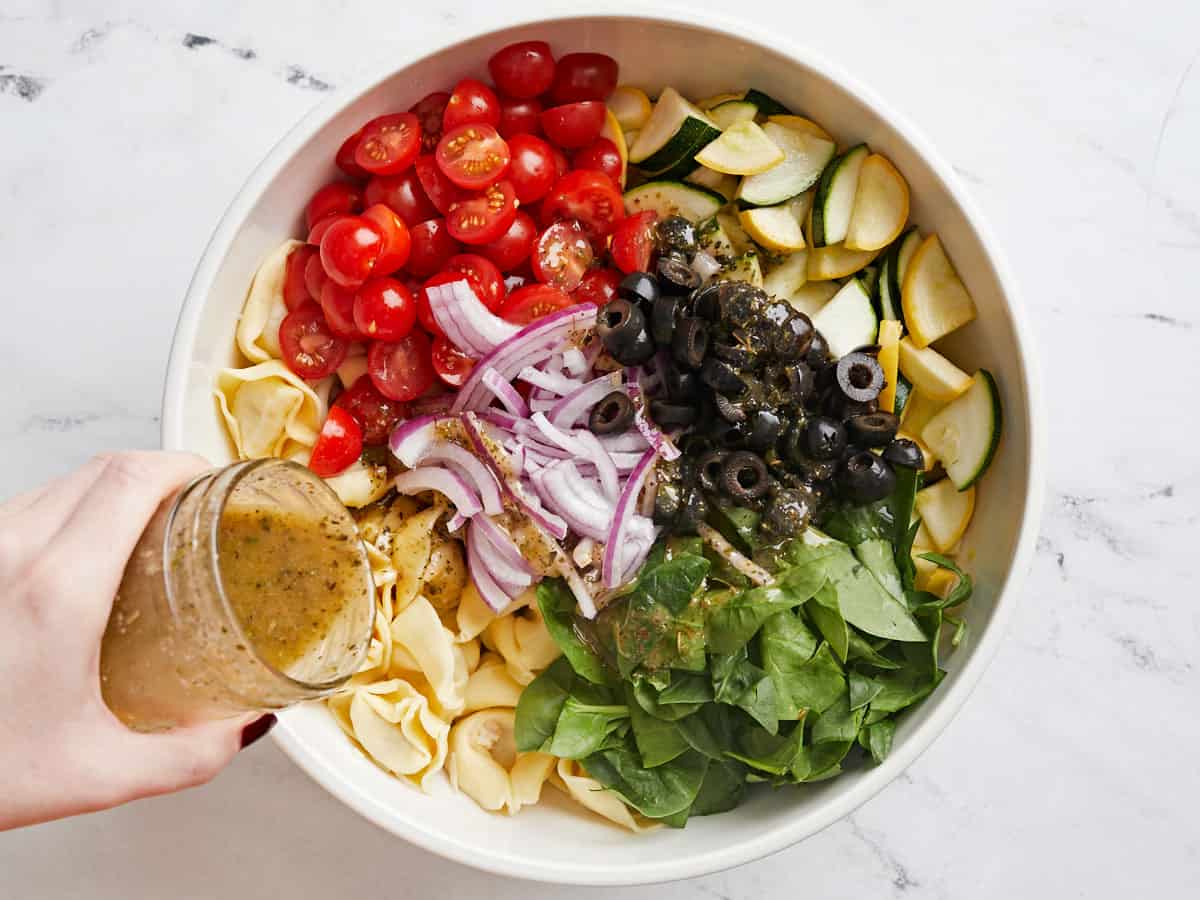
0;452;271;831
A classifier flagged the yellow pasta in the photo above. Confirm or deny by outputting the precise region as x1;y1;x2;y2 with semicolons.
483;599;562;686
213;362;328;460
462;652;524;714
235;240;302;364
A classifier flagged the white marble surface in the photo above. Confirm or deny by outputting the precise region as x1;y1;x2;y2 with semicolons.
2;0;1198;895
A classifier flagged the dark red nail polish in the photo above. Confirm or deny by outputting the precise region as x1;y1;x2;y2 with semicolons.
240;713;277;749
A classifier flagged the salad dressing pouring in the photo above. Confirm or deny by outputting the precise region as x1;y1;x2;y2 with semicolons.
100;459;375;732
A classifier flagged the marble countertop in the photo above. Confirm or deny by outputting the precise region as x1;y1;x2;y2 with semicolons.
2;0;1197;896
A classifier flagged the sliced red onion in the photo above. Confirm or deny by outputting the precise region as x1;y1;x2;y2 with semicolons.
548;371;623;428
473;515;535;580
530;412;588;456
467;518;533;589
572;537;596;568
692;250;722;281
394;466;482;519
575;430;619;505
388;415;439;467
515;432;571;459
529;397;557;414
518;366;582;396
620;516;658;583
467;539;519;612
428;279;521;358
479;408;519;432
626;383;681;461
481;368;530;417
610;451;648;472
532;462;613;542
559;560;597;619
447;512;468;533
602;448;658;588
597;431;650;453
419;442;503;515
562;347;588;377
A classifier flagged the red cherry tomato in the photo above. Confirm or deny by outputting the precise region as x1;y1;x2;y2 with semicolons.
573;138;623;184
497;96;543;139
532;221;594;292
364;171;438;226
551;146;570;179
320;281;367;340
360;203;412;274
540;102;606;149
549;52;618;103
477;210;538;272
354;113;422;176
435;123;512;191
284;245;316;311
445;253;506;310
417;272;454;337
279;302;348;379
507;134;557;204
305;182;364;231
353;276;417;341
610;210;660;275
304;251;329;300
320;215;383;286
431;336;476;387
307;213;346;246
488;40;556;99
541;170;625;239
443;79;501;131
410;91;450;153
574;267;622;307
446;180;518;245
336;128;369;180
309;406;363;478
499;283;574;325
406;218;462;279
414;154;466;215
335;375;406;446
368;331;435;401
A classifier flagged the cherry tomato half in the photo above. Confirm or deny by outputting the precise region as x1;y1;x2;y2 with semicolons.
574;267;622;307
335;374;406;446
540;101;606;149
541;169;625;239
488;40;556;99
549;52;619;104
446;180;518;245
406;218;462;278
445;253;506;310
320;281;367;340
410;91;450;153
307;213;345;246
309;406;363;478
368;330;435;401
279;302;348;379
497;96;543;139
336;128;369;180
414;154;465;215
364;171;438;227
573;138;623;184
435;123;512;191
306;181;363;231
443;79;501;131
320;215;383;286
499;283;574;325
353;276;416;341
354;112;422;176
610;209;659;274
507;134;558;205
284;245;317;311
478;210;538;272
304;251;329;301
360;203;412;274
431;335;476;387
532;221;593;292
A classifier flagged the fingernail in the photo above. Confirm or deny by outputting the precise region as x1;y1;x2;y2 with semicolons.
240;714;277;749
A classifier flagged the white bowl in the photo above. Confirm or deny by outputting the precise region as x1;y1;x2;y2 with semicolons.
163;8;1044;886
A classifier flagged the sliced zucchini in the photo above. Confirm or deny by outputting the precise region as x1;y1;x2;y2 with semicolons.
811;278;878;358
898;387;943;436
721;251;764;287
893;373;913;418
609;86;652;131
894;228;922;287
629;87;721;175
685;165;739;201
902;234;978;348
600;108;628;187
915;480;975;552
767;114;834;143
875;227;917;324
623;180;724;220
844;153;910;251
694;120;785;176
920;370;1002;489
762;251;809;298
876;319;903;413
810;144;869;247
739;201;806;252
897;338;972;403
736;123;835;207
742;88;790;117
857;265;880;297
784;279;838;317
807;243;880;281
716;211;753;255
698;90;744;110
709;99;758;130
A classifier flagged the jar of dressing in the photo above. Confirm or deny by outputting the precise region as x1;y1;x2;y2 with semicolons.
100;458;375;732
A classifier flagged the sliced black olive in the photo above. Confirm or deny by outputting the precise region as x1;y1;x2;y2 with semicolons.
663;363;700;401
712;339;759;370
883;438;925;470
709;418;750;448
774;313;815;360
700;357;745;395
696;449;730;494
836;351;885;403
674;487;709;535
650;400;697;428
651;294;679;344
794;455;838;483
657;252;701;294
781;422;808;467
672;317;711;370
617;271;659;306
746;409;784;452
677;431;716;459
806;331;830;367
846;412;900;448
837;397;880;418
713;391;746;423
721;451;770;501
783;362;816;402
838;451;897;505
762;487;816;538
803;416;847;461
692;282;724;321
653;481;683;525
589;390;635;434
597;299;655;365
657;215;698;255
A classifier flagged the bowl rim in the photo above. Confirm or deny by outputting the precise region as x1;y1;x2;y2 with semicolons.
162;5;1046;885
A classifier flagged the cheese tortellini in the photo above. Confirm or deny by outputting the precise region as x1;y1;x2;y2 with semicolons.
214;362;328;460
447;709;556;814
235;240;301;364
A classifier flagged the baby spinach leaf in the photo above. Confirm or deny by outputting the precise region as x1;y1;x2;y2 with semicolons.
640;554;713;615
916;552;974;609
820;499;890;545
760;612;845;718
820;542;927;642
630;677;701;721
514;656;575;752
706;559;825;655
854;538;904;600
659;672;716;705
583;742;709;819
549;695;630;759
848;670;883;711
810;690;866;745
807;584;849;662
707;502;761;554
536;579;611;685
728;724;805;776
867;661;939;713
888;466;922;588
711;648;780;734
845;631;903;670
687;760;746;816
627;685;690;768
858;718;896;764
790;739;855;782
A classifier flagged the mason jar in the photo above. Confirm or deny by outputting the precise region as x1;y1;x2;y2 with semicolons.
100;458;375;732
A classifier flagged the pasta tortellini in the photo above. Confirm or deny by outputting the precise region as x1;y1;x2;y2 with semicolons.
235;240;302;364
483;599;561;686
462;652;524;714
214;362;328;460
389;595;468;718
551;759;660;833
447;709;556;814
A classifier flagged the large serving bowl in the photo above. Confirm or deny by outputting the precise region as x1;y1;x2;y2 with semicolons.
162;8;1043;885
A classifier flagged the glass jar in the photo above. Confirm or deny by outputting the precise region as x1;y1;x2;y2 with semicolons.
100;459;375;732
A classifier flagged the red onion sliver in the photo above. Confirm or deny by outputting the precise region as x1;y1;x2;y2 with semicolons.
562;347;588;377
467;537;519;612
547;371;623;428
601;448;658;588
394;466;482;519
467;519;533;589
530;412;587;456
419;442;503;515
472;515;535;579
532;462;612;541
626;382;681;461
429;279;521;358
388;415;439;467
597;431;650;452
518;366;582;396
481;367;530;417
560;560;597;619
575;430;619;504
